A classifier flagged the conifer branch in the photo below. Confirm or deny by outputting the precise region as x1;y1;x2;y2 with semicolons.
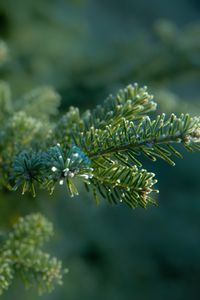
0;82;199;207
0;214;66;295
81;83;157;130
89;162;158;208
85;113;200;166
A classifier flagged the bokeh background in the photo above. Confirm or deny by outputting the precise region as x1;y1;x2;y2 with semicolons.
0;0;200;299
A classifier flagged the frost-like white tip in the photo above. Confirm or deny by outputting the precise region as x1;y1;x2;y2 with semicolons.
51;166;57;172
68;171;75;178
59;179;64;185
80;174;89;179
63;168;69;176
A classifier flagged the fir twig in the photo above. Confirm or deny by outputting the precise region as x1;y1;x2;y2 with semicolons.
0;83;199;208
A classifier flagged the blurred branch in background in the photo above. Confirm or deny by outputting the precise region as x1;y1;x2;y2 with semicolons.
0;0;199;110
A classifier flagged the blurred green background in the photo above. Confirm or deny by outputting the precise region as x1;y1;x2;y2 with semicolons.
0;0;200;299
